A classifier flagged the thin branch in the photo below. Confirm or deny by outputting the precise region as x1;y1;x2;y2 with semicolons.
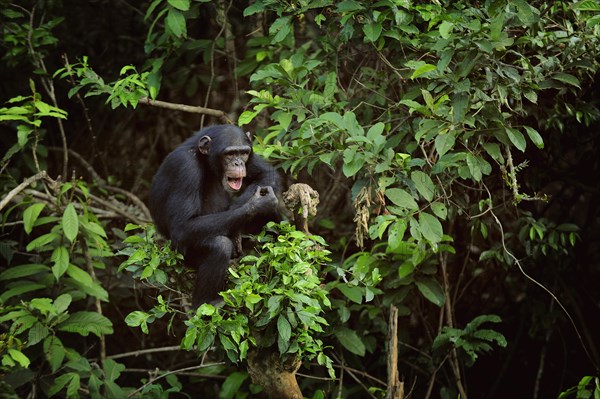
48;147;152;221
201;0;234;128
17;4;69;177
127;363;226;398
0;171;49;212
440;252;468;399
87;191;149;225
139;97;233;124
108;346;183;360
82;240;106;367
485;184;599;373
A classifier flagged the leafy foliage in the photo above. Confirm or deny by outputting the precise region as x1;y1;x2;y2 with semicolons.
1;0;599;397
432;315;507;367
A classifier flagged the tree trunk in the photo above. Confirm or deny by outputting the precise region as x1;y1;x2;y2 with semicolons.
247;349;303;399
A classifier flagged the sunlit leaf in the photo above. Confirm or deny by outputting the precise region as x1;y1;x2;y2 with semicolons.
418;212;443;244
506;127;526;152
386;188;419;210
23;203;45;234
524;126;544;149
411;171;435;201
167;0;190;11
62;203;79;243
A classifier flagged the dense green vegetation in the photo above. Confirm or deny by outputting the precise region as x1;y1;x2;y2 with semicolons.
1;0;599;398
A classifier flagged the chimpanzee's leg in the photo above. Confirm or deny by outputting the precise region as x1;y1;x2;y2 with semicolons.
190;236;234;307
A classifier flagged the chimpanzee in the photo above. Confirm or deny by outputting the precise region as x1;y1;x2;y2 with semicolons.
149;125;281;306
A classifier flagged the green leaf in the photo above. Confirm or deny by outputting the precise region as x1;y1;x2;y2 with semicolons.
220;372;248;399
388;220;407;250
513;0;538;25
342;149;365;177
415;278;445;307
54;294;72;314
167;0;190;11
66;264;93;287
438;21;454;39
411;171;435;202
26;232;59;251
277;315;291;353
573;0;600;11
28;322;49;346
58;311;114;337
367;122;385;141
49;373;73;397
67;373;81;398
451;93;469;122
62;203;79;243
337;284;362;304
363;22;382;42
506;127;526;152
337;0;364;12
431;202;448;220
166;8;187;38
23;203;45;234
466;153;482;182
482;143;504;163
435;134;455;156
523;126;544;149
0;282;45;303
0;264;49;281
51;246;69;280
418;212;443;244
125;311;150;328
269;16;292;43
411;64;437;80
334;327;366;356
386;188;419;210
44;336;65;373
8;349;30;368
552;72;581;88
104;358;125;382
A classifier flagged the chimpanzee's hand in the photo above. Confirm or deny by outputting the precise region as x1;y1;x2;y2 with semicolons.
247;186;278;215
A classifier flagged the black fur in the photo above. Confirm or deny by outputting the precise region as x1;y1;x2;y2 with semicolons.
149;125;281;306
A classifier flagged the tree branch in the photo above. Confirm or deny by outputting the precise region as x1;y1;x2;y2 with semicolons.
0;171;49;212
139;97;233;124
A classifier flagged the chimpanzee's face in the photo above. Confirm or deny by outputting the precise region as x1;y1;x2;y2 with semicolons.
221;146;250;193
197;128;253;194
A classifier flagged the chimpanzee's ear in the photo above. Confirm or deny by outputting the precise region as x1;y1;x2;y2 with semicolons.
198;135;212;155
246;131;252;141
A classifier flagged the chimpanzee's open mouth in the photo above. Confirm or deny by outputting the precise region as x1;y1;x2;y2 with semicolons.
227;177;243;191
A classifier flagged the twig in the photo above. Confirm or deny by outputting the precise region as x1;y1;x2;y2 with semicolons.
440;252;468;399
127;363;226;398
0;171;49;212
17;4;69;177
105;186;152;222
123;368;226;379
82;240;106;367
108;346;183;360
485;184;599;373
86;191;149;225
331;353;381;399
139;97;233;124
201;0;234;128
48;147;152;221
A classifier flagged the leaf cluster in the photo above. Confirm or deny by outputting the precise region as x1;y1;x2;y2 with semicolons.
181;222;335;378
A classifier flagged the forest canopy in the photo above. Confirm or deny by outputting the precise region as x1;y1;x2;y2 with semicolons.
1;1;599;398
